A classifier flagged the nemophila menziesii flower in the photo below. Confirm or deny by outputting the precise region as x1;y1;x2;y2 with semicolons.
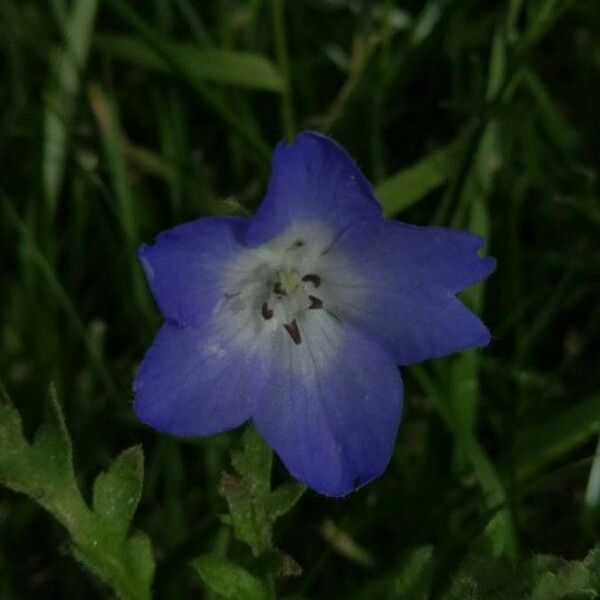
134;131;495;496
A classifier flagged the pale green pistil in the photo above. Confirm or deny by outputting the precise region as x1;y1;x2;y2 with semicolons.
260;268;323;346
275;269;300;296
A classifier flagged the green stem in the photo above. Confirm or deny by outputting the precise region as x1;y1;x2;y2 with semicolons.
271;0;295;141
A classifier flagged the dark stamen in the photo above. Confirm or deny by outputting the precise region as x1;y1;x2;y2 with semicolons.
302;274;321;287
261;302;273;320
287;239;305;250
308;295;323;310
283;319;302;345
273;281;287;296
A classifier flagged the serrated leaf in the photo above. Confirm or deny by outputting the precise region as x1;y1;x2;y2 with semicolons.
0;403;26;457
125;532;155;595
584;546;600;583
0;387;78;510
191;555;269;600
441;540;530;600
93;446;144;536
95;33;284;92
47;383;72;453
220;427;304;557
231;427;272;492
73;522;155;600
219;472;272;556
0;403;29;483
0;392;154;600
30;422;76;491
266;481;306;520
442;542;600;600
0;378;12;404
529;563;592;600
31;386;75;487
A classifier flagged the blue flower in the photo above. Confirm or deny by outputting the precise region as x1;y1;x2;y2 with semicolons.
134;132;495;497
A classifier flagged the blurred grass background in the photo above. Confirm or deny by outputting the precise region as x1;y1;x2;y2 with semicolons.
1;0;599;597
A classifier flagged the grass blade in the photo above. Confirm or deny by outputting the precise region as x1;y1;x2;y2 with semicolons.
95;33;284;93
511;392;600;482
87;85;155;324
411;365;518;558
43;0;99;216
102;0;271;161
376;138;464;217
2;196;119;401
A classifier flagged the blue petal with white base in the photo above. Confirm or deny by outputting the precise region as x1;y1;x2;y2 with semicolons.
253;316;402;496
246;132;381;247
138;217;248;327
323;219;496;365
134;130;495;496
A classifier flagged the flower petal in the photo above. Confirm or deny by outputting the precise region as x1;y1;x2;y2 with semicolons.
326;219;496;365
246;132;381;247
252;312;402;496
139;216;248;327
134;318;270;436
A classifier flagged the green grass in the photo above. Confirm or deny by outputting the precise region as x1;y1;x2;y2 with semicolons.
1;0;599;598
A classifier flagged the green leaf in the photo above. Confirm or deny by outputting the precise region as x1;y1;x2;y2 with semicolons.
93;446;144;537
231;426;273;493
0;377;11;404
0;389;154;600
221;429;273;555
95;33;284;93
529;563;592;600
442;543;531;600
0;402;30;485
0;386;82;526
125;533;155;595
31;385;74;486
376;139;464;217
584;546;600;588
220;427;305;557
442;542;600;600
527;548;600;599
265;481;305;520
191;554;269;600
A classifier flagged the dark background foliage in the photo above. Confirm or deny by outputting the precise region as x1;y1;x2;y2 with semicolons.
1;0;599;598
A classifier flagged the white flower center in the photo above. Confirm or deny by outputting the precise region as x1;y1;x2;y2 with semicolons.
219;221;363;347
